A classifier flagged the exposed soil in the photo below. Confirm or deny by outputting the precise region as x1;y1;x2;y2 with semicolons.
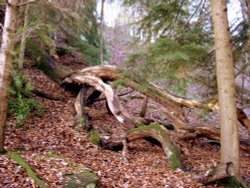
1;52;250;188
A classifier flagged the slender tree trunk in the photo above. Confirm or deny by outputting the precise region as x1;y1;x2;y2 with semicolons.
99;0;105;64
18;3;29;70
211;0;240;178
0;0;18;151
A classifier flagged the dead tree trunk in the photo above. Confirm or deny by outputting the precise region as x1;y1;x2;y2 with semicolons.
55;65;249;151
35;62;249;152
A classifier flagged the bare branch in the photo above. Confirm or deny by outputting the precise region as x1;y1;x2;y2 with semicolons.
17;0;36;7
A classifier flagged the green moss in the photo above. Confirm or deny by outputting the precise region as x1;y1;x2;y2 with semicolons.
222;177;248;188
8;152;48;188
44;153;99;187
128;124;182;170
129;123;170;138
88;131;100;146
64;171;99;188
166;143;182;170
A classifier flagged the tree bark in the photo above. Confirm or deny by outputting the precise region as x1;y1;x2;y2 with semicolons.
0;0;18;151
211;0;240;177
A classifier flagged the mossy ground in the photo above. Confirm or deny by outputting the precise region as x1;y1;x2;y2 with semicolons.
45;153;99;188
8;152;48;188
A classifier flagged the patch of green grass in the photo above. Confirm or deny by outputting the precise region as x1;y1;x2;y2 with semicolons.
8;152;48;188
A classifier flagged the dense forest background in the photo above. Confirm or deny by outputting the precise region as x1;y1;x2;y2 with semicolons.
0;0;249;187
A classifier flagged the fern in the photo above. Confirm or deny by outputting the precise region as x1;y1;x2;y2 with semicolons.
9;71;44;127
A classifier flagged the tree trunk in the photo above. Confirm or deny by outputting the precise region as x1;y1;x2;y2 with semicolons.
211;0;240;178
18;3;29;70
0;0;18;151
99;0;105;64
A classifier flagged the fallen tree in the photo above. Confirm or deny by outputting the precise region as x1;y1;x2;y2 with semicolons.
33;61;249;185
34;62;249;150
62;65;250;139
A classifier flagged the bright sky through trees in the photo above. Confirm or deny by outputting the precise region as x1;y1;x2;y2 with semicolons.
97;0;242;28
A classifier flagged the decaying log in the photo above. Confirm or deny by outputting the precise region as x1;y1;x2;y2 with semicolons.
36;63;248;151
197;162;235;184
77;65;121;81
64;75;134;129
101;124;183;170
61;65;250;150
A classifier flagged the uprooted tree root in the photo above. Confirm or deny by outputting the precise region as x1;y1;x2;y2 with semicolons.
38;62;249;186
101;124;183;170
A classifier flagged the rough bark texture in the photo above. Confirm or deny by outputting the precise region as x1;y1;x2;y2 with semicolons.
0;0;18;151
211;0;240;177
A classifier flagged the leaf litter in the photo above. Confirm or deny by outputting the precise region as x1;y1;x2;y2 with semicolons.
1;58;250;188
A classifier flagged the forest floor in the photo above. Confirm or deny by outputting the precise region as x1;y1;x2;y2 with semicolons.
1;27;250;187
0;50;250;188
